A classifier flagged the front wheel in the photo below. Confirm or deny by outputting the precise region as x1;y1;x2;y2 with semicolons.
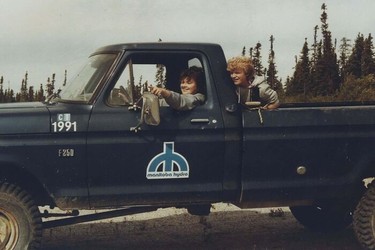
354;182;375;249
0;182;42;250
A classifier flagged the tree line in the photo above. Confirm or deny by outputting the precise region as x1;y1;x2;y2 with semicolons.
0;71;67;103
1;3;374;104
242;3;375;103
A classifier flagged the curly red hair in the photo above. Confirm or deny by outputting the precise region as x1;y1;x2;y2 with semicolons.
226;56;255;78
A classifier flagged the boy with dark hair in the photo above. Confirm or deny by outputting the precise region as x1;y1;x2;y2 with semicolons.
151;66;205;111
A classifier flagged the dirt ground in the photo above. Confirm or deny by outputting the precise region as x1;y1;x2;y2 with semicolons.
40;203;362;250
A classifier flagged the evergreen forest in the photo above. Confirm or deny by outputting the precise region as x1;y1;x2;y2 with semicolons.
243;3;375;104
1;3;374;104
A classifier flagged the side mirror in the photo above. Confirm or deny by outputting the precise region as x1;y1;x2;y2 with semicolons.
142;92;160;126
130;92;160;132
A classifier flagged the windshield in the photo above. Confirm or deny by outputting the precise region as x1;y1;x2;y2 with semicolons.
58;53;117;103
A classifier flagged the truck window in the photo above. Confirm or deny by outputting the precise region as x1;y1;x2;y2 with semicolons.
59;53;117;103
108;61;167;106
107;54;206;107
188;58;202;68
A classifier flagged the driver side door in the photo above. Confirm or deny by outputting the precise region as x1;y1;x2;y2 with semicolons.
87;50;225;207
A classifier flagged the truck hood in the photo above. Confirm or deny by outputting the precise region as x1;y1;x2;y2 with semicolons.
0;102;51;134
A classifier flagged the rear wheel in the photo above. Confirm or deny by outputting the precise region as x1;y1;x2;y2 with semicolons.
291;184;366;232
354;182;375;249
290;203;353;231
0;182;42;250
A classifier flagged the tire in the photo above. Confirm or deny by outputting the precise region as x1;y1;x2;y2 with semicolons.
291;184;366;232
353;182;375;249
290;203;353;232
0;182;42;250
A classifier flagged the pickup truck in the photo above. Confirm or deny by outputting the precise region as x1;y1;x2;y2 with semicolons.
1;42;375;249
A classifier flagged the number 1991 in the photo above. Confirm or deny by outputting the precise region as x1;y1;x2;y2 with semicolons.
52;121;77;132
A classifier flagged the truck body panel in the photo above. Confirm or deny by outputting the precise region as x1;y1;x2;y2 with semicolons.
241;106;375;204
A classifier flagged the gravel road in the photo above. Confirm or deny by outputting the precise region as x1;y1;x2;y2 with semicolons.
40;203;362;250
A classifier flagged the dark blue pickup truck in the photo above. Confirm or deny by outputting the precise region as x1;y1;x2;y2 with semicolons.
1;43;375;249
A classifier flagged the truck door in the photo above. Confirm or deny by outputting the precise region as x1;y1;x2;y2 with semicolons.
87;51;225;207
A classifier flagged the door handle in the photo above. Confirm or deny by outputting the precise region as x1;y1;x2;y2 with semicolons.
190;118;210;124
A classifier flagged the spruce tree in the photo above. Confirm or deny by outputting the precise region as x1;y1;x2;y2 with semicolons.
46;73;55;97
241;46;246;56
5;88;15;103
63;70;67;86
20;72;28;102
252;42;263;76
28;86;34;102
345;33;364;78
155;63;166;88
361;33;375;76
37;84;44;102
266;35;284;97
4;89;9;102
313;4;340;95
266;35;280;90
312;25;319;65
338;37;352;81
10;89;15;102
311;41;324;96
286;39;311;98
155;38;166;88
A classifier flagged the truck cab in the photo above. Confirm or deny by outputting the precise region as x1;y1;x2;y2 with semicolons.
46;43;242;209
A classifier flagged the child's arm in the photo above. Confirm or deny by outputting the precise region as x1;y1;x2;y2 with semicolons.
150;87;171;98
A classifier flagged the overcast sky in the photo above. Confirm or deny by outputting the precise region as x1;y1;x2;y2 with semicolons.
0;0;374;90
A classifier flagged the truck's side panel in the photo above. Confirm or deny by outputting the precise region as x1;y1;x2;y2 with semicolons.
0;103;91;209
241;106;375;204
44;104;92;208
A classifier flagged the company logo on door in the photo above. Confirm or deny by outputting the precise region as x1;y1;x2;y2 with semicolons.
146;142;189;179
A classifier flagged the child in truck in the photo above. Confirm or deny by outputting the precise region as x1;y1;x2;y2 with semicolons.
226;56;280;110
150;66;205;111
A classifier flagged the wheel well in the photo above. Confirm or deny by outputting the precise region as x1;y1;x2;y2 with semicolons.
0;163;54;206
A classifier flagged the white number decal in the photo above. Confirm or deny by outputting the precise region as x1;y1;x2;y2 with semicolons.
52;121;77;132
58;149;75;157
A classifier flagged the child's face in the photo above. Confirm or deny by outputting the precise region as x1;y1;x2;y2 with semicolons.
230;68;248;87
180;77;198;95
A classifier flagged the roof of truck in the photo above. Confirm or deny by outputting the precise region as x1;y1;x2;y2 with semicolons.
93;42;222;54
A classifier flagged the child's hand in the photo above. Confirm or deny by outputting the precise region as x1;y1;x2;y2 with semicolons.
150;86;161;96
150;86;170;98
